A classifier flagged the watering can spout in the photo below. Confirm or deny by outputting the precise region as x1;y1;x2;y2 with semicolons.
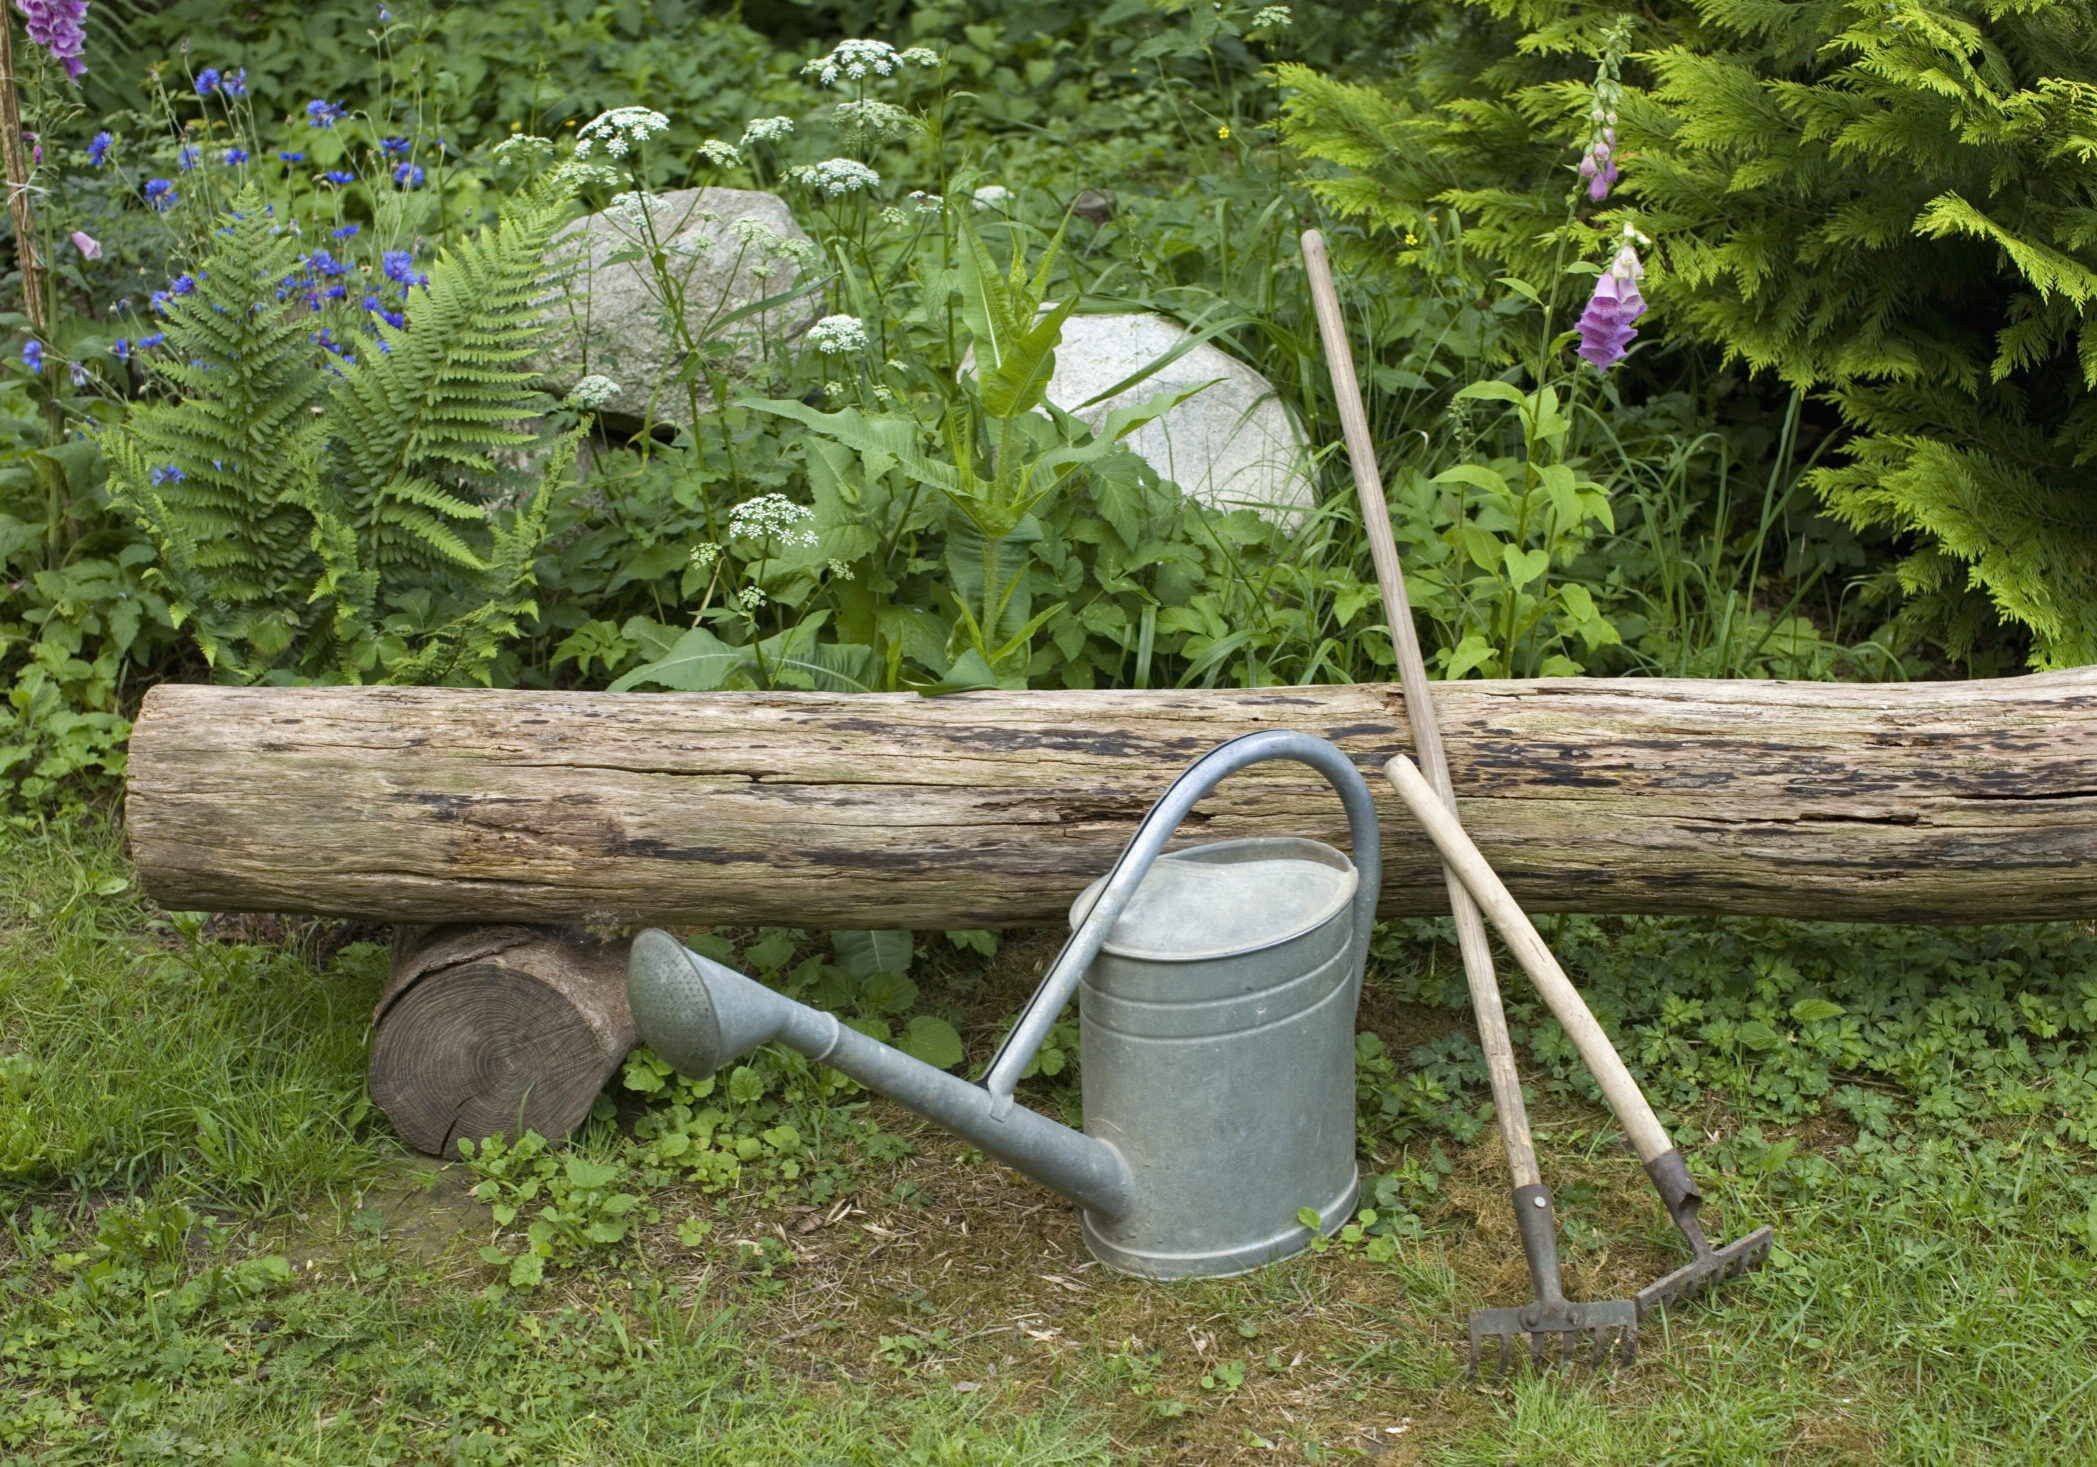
627;929;1137;1221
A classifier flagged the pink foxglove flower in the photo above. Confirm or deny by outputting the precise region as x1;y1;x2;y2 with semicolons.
1577;237;1646;371
68;230;98;258
15;0;89;81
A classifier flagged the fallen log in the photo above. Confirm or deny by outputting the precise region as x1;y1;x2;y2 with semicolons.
127;672;2097;927
371;924;633;1156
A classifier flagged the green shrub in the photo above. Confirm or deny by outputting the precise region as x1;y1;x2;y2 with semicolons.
1280;0;2097;669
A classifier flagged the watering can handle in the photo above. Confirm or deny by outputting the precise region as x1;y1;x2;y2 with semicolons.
980;729;1381;1109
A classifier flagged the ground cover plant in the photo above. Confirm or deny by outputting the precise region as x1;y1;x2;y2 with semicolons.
3;0;2095;1462
4;824;2095;1463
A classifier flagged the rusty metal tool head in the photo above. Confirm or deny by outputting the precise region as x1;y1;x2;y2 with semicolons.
1634;1151;1774;1317
1469;1184;1638;1378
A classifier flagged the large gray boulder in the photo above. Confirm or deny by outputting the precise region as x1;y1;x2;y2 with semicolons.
1044;313;1316;523
537;187;819;427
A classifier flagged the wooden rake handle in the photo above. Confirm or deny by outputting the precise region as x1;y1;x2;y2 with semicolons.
1301;227;1543;1192
1382;754;1677;1163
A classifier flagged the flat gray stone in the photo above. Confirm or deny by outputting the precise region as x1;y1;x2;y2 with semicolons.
537;187;818;427
1043;313;1316;522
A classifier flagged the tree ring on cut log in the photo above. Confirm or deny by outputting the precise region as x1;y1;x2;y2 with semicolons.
370;925;634;1157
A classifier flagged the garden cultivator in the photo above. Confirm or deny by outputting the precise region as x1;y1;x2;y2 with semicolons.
1303;229;1771;1377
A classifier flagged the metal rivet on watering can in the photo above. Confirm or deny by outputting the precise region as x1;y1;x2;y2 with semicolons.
626;729;1380;1283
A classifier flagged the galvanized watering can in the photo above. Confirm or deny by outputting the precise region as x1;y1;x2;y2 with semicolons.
626;729;1381;1279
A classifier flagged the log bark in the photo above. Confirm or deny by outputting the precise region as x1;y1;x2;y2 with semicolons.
371;924;634;1156
127;672;2097;927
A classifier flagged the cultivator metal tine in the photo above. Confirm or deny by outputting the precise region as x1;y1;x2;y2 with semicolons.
1634;1152;1775;1319
1466;1301;1637;1381
1635;1224;1774;1318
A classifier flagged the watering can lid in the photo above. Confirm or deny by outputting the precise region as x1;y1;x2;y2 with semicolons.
1069;836;1358;962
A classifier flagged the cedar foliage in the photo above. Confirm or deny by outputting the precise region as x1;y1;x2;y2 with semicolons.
1281;0;2097;668
106;181;582;685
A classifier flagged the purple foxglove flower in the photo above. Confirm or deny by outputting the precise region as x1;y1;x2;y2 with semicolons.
16;0;88;81
1576;243;1647;371
69;229;99;258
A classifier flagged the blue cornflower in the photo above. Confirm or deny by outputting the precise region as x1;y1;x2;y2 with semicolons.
87;130;112;166
278;151;305;162
322;169;354;185
111;338;130;361
379;136;409;156
392;162;423;188
381;248;427;288
194;67;220;95
150;465;185;485
139;332;166;349
224;147;249;165
150;291;173;313
305;99;344;129
171;273;198;296
332;223;361;238
177;145;200;172
143;177;176;209
223;69;247;97
21;340;43;373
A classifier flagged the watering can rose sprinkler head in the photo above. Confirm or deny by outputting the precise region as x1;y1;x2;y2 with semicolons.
628;729;1383;1280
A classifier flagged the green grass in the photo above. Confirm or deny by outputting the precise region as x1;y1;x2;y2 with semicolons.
4;820;2095;1464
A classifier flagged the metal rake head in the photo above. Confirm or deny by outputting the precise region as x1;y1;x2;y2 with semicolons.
1466;1297;1638;1379
1635;1224;1774;1318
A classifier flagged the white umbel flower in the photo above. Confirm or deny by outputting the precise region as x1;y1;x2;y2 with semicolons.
806;314;869;354
574;107;670;159
834;99;918;137
788;158;882;198
607;191;666;228
739;116;795;146
698;139;741;166
971;184;1012;210
802;39;940;87
565;375;622;409
728;494;818;548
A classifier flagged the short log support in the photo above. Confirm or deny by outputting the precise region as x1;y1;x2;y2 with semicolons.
370;924;633;1156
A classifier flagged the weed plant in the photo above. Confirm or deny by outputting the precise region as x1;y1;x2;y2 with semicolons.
4;822;2093;1461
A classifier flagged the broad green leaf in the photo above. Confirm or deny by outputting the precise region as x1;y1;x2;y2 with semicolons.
743;398;959;497
564;1157;621;1189
1433;462;1514;496
1536;462;1582;525
1453;380;1527;407
859;970;920;1015
1501;544;1550;589
832;929;915;979
1443;632;1498;680
606;625;742;692
1791;998;1845;1024
980;297;1079;419
899;1015;965;1070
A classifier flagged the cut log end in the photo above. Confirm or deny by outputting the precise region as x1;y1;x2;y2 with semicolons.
370;925;635;1156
